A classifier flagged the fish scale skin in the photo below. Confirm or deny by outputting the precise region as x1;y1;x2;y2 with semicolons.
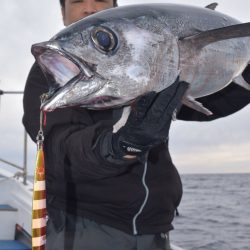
32;4;250;113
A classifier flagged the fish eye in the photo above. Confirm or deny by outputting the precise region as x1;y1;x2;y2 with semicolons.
91;27;117;53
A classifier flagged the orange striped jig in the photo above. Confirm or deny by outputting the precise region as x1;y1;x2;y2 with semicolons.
32;109;47;250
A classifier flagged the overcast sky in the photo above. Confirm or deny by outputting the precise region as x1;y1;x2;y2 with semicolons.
0;0;249;175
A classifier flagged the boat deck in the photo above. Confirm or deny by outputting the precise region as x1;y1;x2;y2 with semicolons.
0;241;30;250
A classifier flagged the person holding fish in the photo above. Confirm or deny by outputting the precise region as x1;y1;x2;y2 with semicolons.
23;0;250;249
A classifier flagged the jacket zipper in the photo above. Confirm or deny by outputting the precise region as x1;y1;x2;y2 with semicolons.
132;160;149;235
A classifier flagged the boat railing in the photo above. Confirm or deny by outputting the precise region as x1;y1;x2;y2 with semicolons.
0;90;28;185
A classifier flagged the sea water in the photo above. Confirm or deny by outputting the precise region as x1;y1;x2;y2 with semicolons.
171;173;250;250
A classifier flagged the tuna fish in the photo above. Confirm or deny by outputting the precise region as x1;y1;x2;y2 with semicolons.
31;3;250;115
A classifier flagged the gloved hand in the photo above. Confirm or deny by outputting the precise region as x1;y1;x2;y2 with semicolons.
109;77;189;160
242;64;250;83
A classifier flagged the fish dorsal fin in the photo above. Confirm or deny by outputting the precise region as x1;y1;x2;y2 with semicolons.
181;22;250;49
205;2;218;10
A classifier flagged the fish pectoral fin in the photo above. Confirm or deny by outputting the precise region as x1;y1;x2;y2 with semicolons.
205;2;218;10
233;75;250;91
113;106;131;133
181;22;250;49
182;95;213;116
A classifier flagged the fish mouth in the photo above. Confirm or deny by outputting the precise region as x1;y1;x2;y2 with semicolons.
31;42;97;111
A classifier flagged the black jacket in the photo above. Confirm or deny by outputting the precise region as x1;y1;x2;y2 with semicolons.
23;63;250;235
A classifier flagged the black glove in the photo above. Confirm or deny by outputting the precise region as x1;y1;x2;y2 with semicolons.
110;78;189;160
242;64;250;83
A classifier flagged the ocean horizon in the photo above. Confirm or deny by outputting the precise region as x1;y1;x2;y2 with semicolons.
171;173;250;250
